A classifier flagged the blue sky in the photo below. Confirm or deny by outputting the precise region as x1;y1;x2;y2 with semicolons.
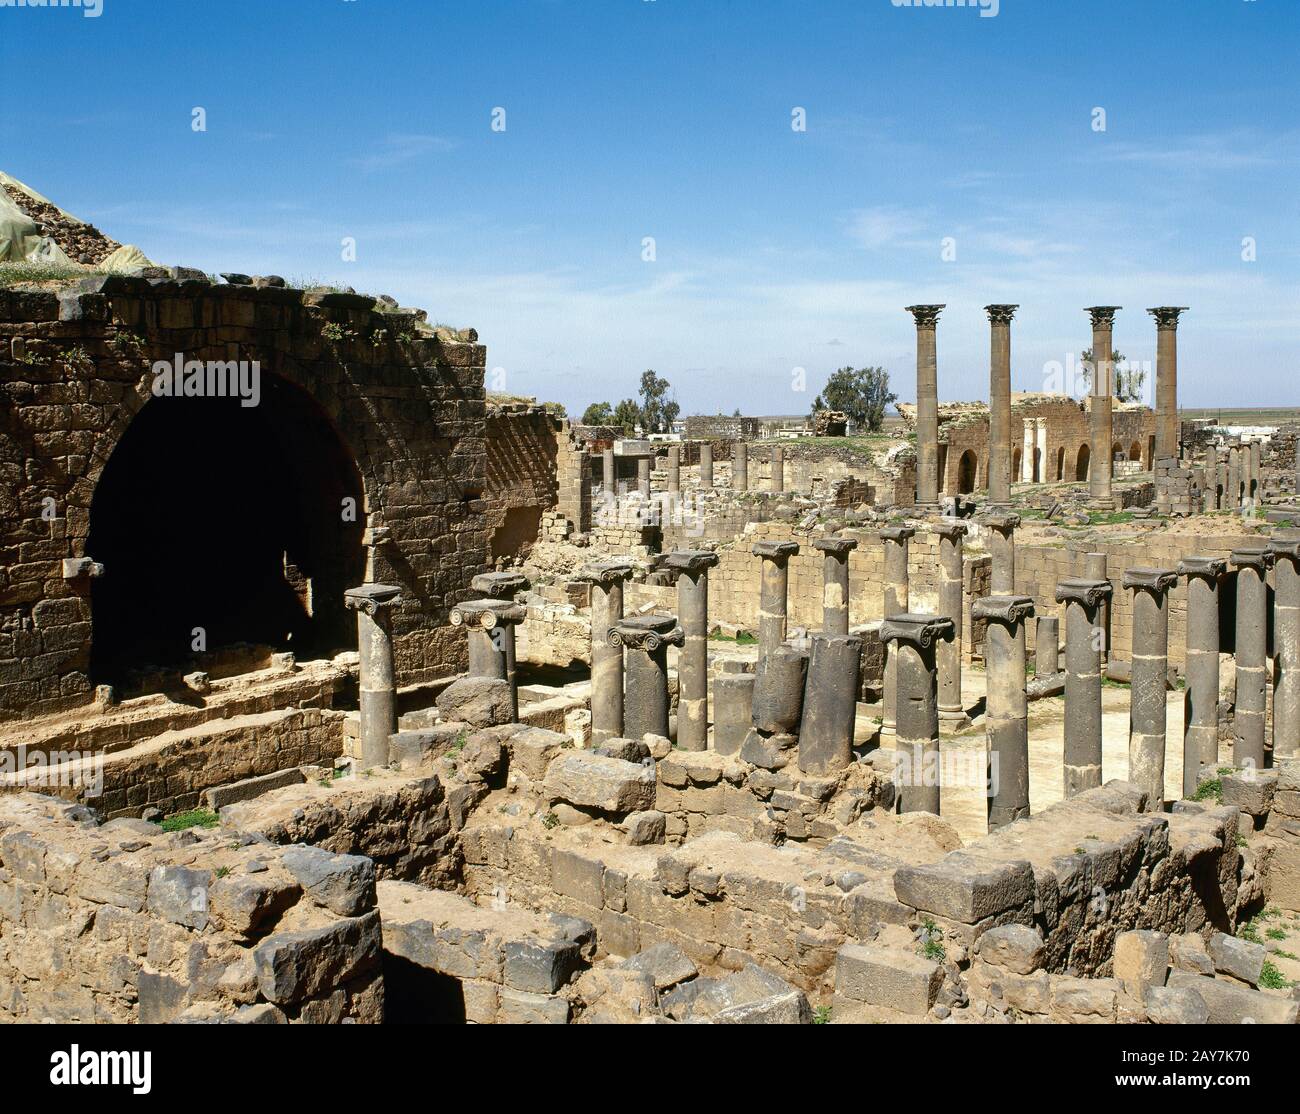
3;0;1297;415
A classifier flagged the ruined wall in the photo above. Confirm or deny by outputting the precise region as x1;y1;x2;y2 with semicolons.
0;275;487;719
484;401;559;562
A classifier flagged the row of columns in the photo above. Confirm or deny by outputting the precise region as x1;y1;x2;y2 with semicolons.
615;442;786;497
907;303;1188;509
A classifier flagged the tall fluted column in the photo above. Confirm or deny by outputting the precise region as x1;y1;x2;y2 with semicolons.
1231;546;1274;771
1086;306;1121;509
972;595;1035;829
879;526;915;739
1122;568;1178;812
1148;307;1187;468
1056;577;1113;796
771;444;785;493
1179;556;1225;794
575;560;634;745
907;304;945;507
753;540;799;662
733;441;748;491
933;521;968;723
344;583;402;769
986;304;1018;507
1271;531;1300;763
610;614;685;741
666;550;719;752
450;598;527;720
881;615;955;815
813;535;858;636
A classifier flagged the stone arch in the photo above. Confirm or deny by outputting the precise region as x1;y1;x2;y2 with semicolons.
1032;447;1042;483
1075;442;1091;481
1012;447;1022;483
956;449;978;495
1056;446;1066;481
1129;440;1142;465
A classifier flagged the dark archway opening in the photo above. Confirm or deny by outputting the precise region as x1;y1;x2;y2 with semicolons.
1075;443;1091;481
1055;446;1065;481
956;449;977;495
87;374;366;690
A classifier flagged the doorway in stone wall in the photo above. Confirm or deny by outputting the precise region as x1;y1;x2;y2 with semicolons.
86;373;366;690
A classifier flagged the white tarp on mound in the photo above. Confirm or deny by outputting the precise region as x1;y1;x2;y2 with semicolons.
0;169;154;268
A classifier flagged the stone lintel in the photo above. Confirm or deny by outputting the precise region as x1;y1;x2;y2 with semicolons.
1054;577;1113;607
977;512;1020;533
1269;530;1300;563
1230;547;1274;572
1085;305;1122;328
812;536;859;557
1121;567;1179;595
344;583;402;614
970;594;1035;626
1147;306;1189;329
450;598;528;628
905;303;945;328
609;613;685;651
1178;556;1227;581
879;613;956;649
574;560;635;587
985;304;1019;325
752;541;800;561
878;526;916;543
930;519;969;541
471;570;530;596
664;550;721;573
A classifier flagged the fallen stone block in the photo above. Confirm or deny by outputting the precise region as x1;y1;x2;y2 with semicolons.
1113;930;1170;997
1144;985;1209;1025
435;676;515;728
834;943;943;1017
1168;969;1299;1024
543;752;656;814
281;845;376;917
975;923;1045;975
202;768;306;810
621;942;697;991
1208;932;1266;986
893;853;1035;924
253;910;382;1006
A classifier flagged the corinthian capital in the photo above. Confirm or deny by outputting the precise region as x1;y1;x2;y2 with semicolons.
1085;306;1121;329
985;304;1019;325
1147;306;1189;330
905;304;945;329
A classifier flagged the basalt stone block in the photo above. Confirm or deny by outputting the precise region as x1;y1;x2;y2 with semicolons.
502;938;583;994
210;873;302;937
622;810;666;846
975;923;1045;975
1113;930;1170;996
713;673;756;756
253;910;382;1006
1208;932;1266;986
622;942;698;990
434;676;514;727
281;845;377;917
751;647;806;733
713;990;813;1024
146;865;213;931
543;752;656;814
509;726;572;781
834;943;944;1017
1167;969;1299;1024
739;729;795;771
893;854;1035;924
1144;985;1210;1025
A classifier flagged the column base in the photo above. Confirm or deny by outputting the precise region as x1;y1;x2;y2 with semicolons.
938;708;971;730
913;501;941;514
1089;496;1117;511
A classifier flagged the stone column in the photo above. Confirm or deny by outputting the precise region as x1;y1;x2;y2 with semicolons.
666;550;719;752
450;598;527;720
1035;615;1060;675
771;444;785;493
798;634;863;775
812;535;858;636
713;665;756;757
753;540;800;662
933;521;968;724
1148;307;1187;468
667;444;681;494
344;583;402;770
1122;568;1178;812
1207;447;1221;510
1084;551;1111;668
1249;441;1261;508
575;560;633;745
733;442;748;491
972;595;1035;829
1056;577;1113;796
1227;446;1242;511
637;456;651;497
603;447;617;498
880;614;955;815
1231;546;1274;772
907;304;945;508
979;512;1019;594
985;304;1018;506
1179;556;1225;794
698;443;714;488
610;614;684;741
1295;437;1300;497
879;526;915;739
1086;306;1121;509
1271;531;1300;763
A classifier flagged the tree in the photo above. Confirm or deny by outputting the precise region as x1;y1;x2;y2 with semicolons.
1081;348;1146;402
638;369;677;433
581;401;614;425
612;398;641;432
811;366;897;433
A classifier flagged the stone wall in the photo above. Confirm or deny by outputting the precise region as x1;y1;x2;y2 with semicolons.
484;401;559;561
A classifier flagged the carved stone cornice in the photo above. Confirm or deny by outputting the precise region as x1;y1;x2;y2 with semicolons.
1122;567;1179;596
977;512;1021;534
878;526;916;544
450;598;527;629
1178;556;1227;582
971;594;1036;626
664;549;721;574
1085;306;1121;329
753;541;800;561
1147;306;1189;330
985;304;1019;325
930;520;969;542
812;536;859;557
1268;530;1300;564
344;583;402;616
1231;547;1275;573
608;614;685;652
471;570;530;596
574;560;635;587
878;613;956;649
1055;577;1113;608
905;304;945;329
